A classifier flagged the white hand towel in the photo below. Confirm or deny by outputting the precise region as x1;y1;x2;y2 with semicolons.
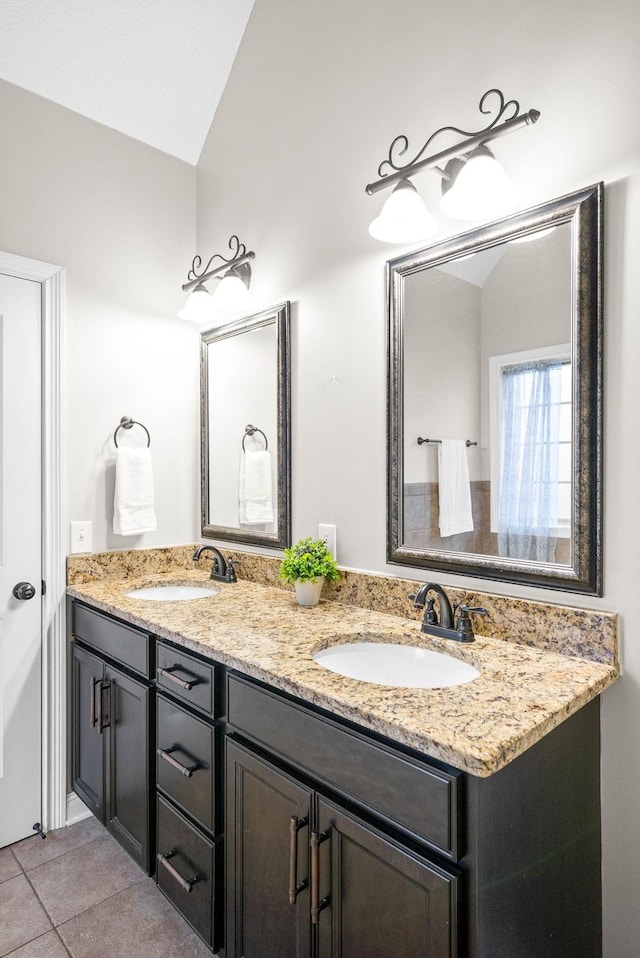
113;446;157;535
437;440;474;538
239;449;274;525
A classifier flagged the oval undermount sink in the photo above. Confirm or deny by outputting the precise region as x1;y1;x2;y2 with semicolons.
125;583;219;601
313;641;480;689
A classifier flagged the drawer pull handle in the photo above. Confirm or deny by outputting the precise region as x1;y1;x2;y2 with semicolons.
157;746;200;778
310;830;330;925
158;852;200;893
157;666;197;691
89;677;98;728
289;815;308;904
97;680;110;734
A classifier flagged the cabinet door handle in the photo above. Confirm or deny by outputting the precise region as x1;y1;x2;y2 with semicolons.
289;815;308;904
157;851;200;893
89;677;98;728
97;681;110;734
157;666;196;691
157;746;200;778
310;830;330;924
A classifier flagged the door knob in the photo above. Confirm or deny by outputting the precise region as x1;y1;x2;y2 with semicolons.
13;582;36;601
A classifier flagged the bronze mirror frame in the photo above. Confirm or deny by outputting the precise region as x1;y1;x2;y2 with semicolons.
387;183;603;594
201;301;291;549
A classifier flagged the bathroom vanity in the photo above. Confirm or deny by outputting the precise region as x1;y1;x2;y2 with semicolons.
67;570;617;957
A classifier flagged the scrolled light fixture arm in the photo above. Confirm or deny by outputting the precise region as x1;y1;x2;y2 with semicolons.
365;89;540;196
182;235;255;291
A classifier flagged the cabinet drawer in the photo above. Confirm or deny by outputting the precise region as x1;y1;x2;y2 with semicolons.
227;674;461;860
156;694;219;835
156;641;217;718
73;602;152;679
156;795;219;949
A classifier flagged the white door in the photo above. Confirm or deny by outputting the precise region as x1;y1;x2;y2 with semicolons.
0;272;42;847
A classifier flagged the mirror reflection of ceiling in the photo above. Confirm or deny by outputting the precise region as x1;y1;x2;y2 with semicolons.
436;226;560;288
0;0;255;163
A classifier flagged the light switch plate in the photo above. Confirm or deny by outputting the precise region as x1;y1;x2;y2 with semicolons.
70;520;93;554
318;523;337;561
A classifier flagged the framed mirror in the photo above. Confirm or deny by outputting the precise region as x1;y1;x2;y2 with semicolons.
201;301;291;549
387;184;603;594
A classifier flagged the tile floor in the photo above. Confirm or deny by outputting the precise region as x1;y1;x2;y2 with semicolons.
0;817;213;957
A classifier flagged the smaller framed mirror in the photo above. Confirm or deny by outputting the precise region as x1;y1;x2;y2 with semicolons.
387;184;603;594
201;301;291;549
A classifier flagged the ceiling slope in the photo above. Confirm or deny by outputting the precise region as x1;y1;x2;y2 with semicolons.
0;0;254;164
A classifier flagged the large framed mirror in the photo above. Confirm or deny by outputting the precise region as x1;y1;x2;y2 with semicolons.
201;301;291;548
387;183;603;594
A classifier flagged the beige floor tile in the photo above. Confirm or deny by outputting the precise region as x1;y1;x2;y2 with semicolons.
12;817;106;872
0;874;52;956
0;848;21;885
27;834;146;926
160;930;216;956
5;929;69;957
58;878;197;958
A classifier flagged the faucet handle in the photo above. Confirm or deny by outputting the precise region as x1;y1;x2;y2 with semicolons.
423;597;438;625
225;559;239;583
457;604;488;616
408;591;422;607
454;604;488;642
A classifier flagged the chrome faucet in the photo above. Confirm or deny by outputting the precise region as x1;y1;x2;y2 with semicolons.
408;582;487;643
192;545;238;583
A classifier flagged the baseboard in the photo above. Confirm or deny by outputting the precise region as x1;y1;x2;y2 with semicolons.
66;791;92;826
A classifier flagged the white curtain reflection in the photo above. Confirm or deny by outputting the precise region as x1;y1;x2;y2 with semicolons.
498;359;566;561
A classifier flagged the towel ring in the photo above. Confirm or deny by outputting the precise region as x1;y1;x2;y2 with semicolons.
114;416;151;448
242;424;268;451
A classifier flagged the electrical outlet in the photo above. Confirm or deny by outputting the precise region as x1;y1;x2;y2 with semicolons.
318;523;337;560
70;520;93;554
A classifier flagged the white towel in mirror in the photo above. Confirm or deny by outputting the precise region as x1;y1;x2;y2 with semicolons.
437;440;474;538
113;446;157;535
239;449;274;525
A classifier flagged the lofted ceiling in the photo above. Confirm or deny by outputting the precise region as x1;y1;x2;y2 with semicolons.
0;0;255;164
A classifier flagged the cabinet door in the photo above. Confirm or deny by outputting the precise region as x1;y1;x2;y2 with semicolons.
227;739;312;958
105;665;152;872
316;797;457;958
71;643;105;822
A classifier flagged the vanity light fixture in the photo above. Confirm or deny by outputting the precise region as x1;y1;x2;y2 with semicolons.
179;235;255;323
366;89;540;243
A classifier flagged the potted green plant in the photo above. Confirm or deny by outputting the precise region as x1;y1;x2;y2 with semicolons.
279;536;340;606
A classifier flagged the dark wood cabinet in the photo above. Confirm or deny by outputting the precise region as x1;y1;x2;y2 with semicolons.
316;796;456;958
226;672;602;958
226;738;457;958
227;740;313;958
71;642;105;820
154;638;225;954
104;664;151;868
71;603;153;873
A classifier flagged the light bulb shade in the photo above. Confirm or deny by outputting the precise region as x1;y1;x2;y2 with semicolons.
211;268;255;314
440;146;519;221
369;177;439;244
178;283;213;322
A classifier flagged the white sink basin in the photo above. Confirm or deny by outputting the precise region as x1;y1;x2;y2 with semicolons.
313;641;480;689
125;583;219;602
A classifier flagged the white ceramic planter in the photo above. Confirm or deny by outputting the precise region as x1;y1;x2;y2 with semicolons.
294;577;325;607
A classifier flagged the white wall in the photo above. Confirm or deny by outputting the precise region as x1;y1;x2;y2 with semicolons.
196;1;640;953
0;78;200;553
403;270;480;483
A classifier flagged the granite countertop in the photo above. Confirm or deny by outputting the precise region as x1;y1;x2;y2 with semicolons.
67;570;618;778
